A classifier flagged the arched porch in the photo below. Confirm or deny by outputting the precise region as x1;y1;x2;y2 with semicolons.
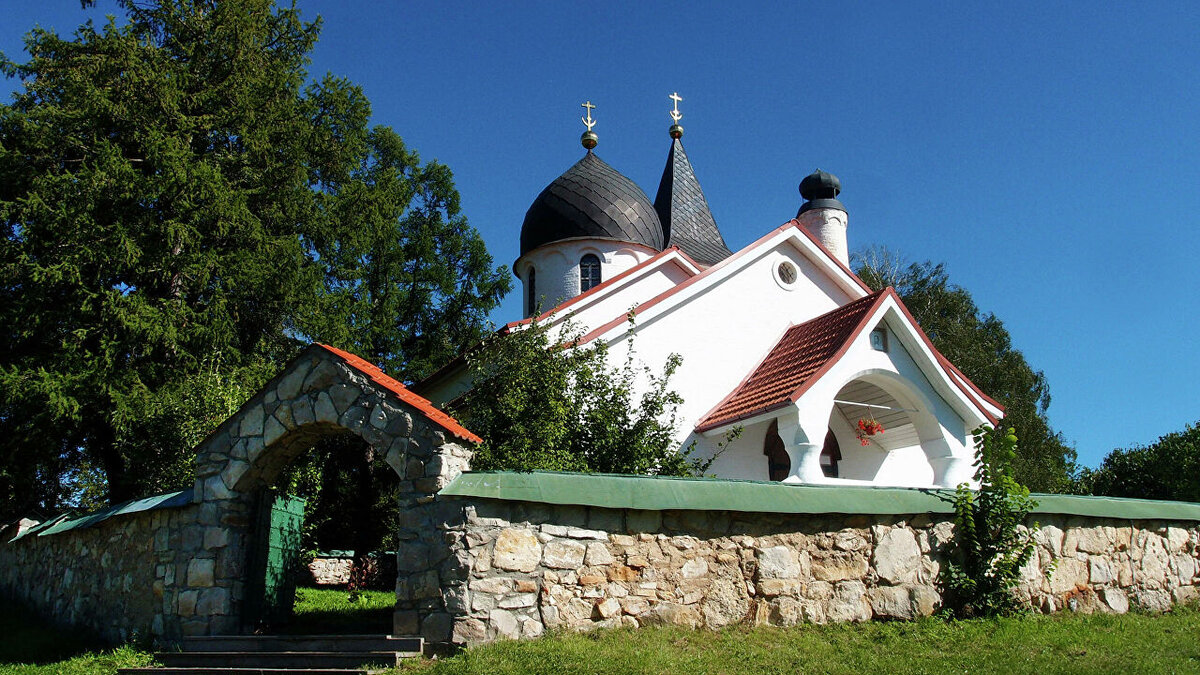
765;369;974;488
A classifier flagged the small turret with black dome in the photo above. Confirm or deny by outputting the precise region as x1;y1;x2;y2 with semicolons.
796;168;850;266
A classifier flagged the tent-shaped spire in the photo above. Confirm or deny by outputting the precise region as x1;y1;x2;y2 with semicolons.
653;132;732;267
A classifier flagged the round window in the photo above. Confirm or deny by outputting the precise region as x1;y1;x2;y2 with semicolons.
776;261;798;287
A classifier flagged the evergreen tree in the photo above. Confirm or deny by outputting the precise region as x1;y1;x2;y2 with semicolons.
0;1;508;515
854;247;1077;492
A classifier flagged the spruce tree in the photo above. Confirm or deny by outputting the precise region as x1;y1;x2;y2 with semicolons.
0;1;508;514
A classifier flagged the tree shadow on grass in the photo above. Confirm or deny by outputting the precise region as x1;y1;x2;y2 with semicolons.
0;597;105;665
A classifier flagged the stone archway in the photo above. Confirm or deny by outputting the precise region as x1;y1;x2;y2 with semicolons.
183;343;478;637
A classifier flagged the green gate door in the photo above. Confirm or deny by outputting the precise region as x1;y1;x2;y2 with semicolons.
244;491;306;630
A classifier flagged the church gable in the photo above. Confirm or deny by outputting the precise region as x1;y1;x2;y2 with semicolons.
696;291;887;432
691;288;1000;488
696;288;998;437
581;221;871;347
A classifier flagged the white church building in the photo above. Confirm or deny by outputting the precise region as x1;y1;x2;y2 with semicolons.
417;102;1002;489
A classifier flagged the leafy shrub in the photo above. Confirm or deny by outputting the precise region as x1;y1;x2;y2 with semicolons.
456;313;710;476
940;425;1039;618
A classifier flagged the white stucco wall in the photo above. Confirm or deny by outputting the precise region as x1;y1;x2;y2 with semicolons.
797;208;849;267
515;239;657;316
542;259;695;336
602;236;862;461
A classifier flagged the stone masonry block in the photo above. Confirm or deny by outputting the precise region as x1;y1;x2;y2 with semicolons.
187;559;215;587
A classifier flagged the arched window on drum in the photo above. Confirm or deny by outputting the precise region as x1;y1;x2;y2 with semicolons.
579;254;602;293
526;267;537;316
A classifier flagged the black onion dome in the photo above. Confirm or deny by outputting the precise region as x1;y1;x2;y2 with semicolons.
520;152;664;257
797;169;846;216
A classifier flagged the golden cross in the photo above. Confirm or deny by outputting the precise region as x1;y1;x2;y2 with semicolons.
669;92;683;123
581;101;597;131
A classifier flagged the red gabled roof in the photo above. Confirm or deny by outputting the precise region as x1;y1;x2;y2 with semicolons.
696;291;889;432
317;344;482;444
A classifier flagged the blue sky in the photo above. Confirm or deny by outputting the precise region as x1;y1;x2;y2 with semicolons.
4;2;1199;468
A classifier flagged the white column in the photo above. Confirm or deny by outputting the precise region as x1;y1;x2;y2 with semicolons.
922;433;977;488
777;407;833;484
783;443;825;483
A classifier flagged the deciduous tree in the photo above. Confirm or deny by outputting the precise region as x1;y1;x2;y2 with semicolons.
1076;421;1200;502
455;315;701;476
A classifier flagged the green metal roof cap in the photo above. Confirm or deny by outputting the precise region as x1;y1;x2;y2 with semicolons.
8;489;194;542
440;471;1200;522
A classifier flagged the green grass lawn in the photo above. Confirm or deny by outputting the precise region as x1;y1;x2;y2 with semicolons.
396;608;1200;675
285;585;396;634
3;594;1200;675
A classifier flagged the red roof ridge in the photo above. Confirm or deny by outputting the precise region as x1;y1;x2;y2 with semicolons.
412;247;696;393
316;344;482;444
696;290;891;432
514;246;696;328
578;221;871;346
577;223;801;345
879;294;1002;425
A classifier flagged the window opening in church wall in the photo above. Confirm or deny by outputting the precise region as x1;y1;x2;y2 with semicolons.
870;327;888;352
580;254;602;293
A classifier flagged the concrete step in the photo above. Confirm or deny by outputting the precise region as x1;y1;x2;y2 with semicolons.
181;635;422;654
119;662;369;667
118;669;370;675
156;651;409;670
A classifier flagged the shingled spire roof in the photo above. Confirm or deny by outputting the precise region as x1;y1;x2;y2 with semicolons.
653;135;732;267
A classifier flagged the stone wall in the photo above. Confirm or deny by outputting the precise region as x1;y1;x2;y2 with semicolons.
308;554;354;586
396;497;1200;646
0;344;476;645
0;500;206;643
306;552;399;587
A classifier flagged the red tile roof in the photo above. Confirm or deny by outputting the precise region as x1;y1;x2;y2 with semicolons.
696;291;888;432
316;344;482;444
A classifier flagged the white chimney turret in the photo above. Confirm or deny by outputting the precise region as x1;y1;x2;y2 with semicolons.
796;169;848;267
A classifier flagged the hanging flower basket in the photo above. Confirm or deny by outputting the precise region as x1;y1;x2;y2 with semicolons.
855;418;885;446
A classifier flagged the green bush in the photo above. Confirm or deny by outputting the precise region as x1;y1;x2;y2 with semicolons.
456;313;707;476
940;425;1039;618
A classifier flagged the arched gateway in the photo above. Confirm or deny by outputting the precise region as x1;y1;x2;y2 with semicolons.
186;343;478;638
